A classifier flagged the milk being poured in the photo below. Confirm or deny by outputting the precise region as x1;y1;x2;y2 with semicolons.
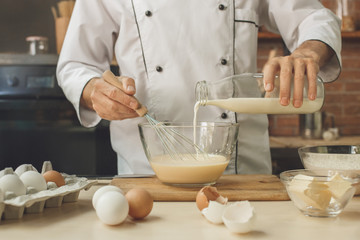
192;74;324;159
193;101;201;143
194;74;325;116
192;97;323;144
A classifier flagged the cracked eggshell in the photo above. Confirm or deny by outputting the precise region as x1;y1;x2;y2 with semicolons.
0;174;26;197
20;171;47;192
92;185;124;209
222;201;255;234
196;186;227;211
201;200;227;224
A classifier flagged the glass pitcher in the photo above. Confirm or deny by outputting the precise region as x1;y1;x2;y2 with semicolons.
195;73;324;114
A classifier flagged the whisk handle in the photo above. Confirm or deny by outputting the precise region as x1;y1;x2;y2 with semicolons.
102;70;148;117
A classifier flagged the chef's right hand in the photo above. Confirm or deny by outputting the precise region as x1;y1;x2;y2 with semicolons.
80;76;140;120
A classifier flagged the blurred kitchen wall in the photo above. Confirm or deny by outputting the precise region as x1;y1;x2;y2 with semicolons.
0;0;56;53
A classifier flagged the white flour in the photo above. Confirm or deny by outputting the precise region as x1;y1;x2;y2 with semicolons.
303;153;360;171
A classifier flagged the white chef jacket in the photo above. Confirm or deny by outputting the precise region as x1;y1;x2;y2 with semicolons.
57;0;341;175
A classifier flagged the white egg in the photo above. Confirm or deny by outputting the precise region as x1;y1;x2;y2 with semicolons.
95;191;129;225
0;174;26;196
222;201;256;234
201;200;227;224
20;171;47;192
15;164;38;176
92;185;124;209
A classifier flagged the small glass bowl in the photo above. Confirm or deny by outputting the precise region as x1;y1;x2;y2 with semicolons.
280;169;360;217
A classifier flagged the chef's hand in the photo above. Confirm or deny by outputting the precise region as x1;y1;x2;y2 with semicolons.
80;76;140;120
262;40;334;108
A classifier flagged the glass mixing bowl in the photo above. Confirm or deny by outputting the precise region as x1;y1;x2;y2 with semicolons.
138;122;240;186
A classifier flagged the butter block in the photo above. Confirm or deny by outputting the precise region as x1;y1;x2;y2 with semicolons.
288;174;317;207
326;173;352;200
289;174;331;210
305;181;332;210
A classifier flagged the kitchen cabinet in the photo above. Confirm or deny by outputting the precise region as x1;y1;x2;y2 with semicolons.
1;181;359;240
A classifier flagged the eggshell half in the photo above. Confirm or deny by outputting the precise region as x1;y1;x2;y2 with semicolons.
222;201;255;234
201;200;227;224
196;186;227;211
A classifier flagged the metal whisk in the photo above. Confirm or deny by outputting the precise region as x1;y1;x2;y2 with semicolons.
102;70;207;161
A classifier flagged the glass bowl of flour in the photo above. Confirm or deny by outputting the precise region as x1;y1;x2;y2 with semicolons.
299;145;360;194
299;145;360;171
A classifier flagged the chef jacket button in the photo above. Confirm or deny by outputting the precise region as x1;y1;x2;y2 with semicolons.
145;10;152;17
156;66;163;72
221;59;227;65
218;4;226;10
221;113;228;119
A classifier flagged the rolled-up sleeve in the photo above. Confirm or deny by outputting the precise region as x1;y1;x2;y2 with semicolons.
56;0;119;127
261;0;342;82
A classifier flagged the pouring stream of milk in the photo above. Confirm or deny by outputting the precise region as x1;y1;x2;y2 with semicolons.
193;101;201;144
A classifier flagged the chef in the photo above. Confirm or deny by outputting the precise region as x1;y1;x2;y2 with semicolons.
57;0;341;175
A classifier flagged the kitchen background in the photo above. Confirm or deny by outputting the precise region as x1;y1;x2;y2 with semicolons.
0;0;359;175
0;0;117;176
0;0;56;53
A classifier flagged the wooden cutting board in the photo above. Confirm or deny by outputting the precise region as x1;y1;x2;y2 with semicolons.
110;174;290;201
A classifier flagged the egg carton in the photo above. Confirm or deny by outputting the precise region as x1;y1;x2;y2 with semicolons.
1;174;97;220
0;202;4;222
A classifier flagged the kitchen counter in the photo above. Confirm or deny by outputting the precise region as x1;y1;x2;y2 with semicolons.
270;136;360;148
1;181;360;240
0;53;58;65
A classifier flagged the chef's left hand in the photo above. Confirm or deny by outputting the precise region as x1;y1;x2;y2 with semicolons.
262;40;334;108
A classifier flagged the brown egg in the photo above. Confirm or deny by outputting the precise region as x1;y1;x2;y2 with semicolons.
43;170;65;187
125;188;153;219
196;186;227;211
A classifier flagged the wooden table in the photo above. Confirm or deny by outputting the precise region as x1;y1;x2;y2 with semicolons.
1;180;360;240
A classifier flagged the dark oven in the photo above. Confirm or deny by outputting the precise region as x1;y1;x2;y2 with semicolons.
0;54;117;176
